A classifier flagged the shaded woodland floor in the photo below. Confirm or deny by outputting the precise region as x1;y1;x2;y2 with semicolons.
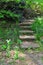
0;19;43;65
0;50;43;65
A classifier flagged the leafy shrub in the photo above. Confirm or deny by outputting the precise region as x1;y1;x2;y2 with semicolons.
0;0;39;19
32;17;43;40
0;0;31;42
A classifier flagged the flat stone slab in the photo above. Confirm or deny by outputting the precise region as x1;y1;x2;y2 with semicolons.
19;30;34;33
20;41;40;48
19;35;36;40
19;22;33;25
24;19;34;22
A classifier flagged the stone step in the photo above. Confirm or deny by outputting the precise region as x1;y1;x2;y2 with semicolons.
19;35;36;40
19;30;34;35
20;41;39;49
19;22;33;26
23;19;34;22
19;22;33;25
20;26;32;30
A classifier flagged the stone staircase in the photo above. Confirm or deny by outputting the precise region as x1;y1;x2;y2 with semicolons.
19;19;39;48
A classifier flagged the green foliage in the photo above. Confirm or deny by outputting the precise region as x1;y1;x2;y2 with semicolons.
1;45;7;50
0;0;43;62
0;1;24;50
6;39;12;57
31;3;43;13
0;0;43;52
0;0;21;2
32;0;43;3
14;46;19;60
25;0;43;13
0;10;20;21
32;17;43;40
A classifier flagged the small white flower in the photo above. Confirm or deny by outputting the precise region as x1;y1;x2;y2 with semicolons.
6;39;11;43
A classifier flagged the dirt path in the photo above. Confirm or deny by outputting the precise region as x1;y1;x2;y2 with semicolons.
0;51;37;65
25;51;43;65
